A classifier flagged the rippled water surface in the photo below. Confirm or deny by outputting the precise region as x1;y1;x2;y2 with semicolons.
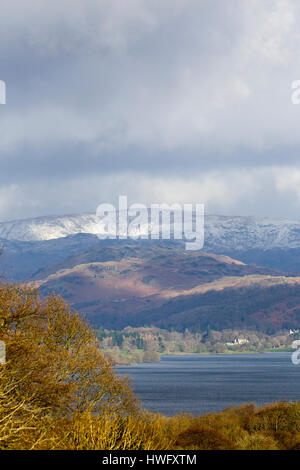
117;353;300;415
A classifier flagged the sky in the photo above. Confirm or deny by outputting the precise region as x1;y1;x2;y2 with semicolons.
1;0;300;221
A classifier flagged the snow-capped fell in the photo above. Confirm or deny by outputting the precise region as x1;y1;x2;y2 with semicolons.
0;213;102;242
1;212;300;251
203;215;300;251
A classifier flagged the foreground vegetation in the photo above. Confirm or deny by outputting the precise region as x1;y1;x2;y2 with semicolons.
0;281;299;450
96;326;299;365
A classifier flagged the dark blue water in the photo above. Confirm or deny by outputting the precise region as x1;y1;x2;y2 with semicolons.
117;353;300;416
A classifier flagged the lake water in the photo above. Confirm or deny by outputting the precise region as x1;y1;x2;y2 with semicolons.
117;353;300;416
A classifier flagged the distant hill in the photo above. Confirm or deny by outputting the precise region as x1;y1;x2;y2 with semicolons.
1;213;300;333
2;212;300;276
30;243;300;332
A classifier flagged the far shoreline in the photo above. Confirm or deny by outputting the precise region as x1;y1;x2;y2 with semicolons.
114;349;293;367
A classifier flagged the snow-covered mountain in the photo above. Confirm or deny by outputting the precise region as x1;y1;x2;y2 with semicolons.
2;212;300;331
1;212;300;251
0;213;102;242
204;215;300;251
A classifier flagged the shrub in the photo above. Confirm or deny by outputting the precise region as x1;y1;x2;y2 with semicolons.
236;432;279;450
175;425;236;450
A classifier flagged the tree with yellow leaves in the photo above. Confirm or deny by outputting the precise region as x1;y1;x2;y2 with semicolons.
0;282;138;449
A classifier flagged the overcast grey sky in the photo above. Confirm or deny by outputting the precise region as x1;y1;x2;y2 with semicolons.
1;0;300;221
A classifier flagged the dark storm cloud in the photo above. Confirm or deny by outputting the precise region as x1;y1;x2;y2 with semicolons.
0;0;300;219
